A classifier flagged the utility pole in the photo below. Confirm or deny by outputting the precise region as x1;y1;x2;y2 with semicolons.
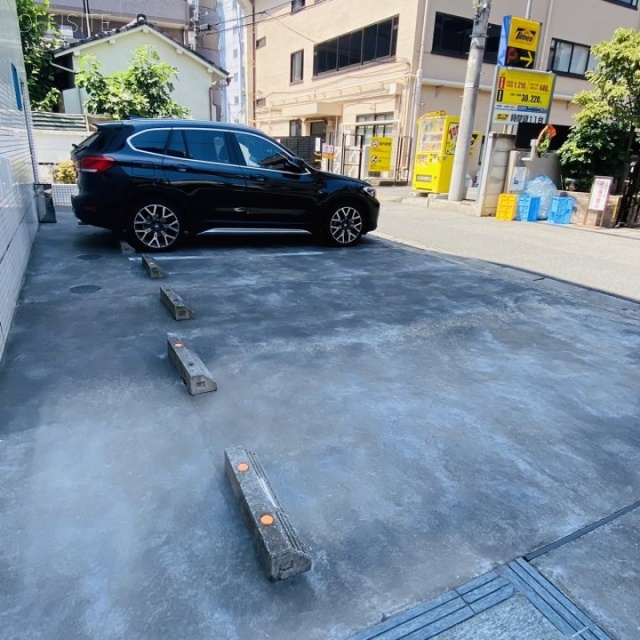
448;0;492;202
407;0;429;181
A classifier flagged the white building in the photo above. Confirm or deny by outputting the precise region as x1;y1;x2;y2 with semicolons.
0;0;40;361
216;0;249;123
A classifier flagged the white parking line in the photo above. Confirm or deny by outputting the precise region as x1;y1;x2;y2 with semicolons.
128;251;325;262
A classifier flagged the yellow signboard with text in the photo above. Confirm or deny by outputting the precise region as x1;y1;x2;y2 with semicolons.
492;67;555;126
498;15;541;69
507;17;540;51
368;137;393;172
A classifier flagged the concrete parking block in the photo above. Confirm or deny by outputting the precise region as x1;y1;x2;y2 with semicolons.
142;254;166;278
224;446;312;581
160;286;194;320
119;240;135;254
166;333;216;395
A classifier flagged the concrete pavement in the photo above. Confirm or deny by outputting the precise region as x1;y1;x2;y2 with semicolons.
0;206;638;639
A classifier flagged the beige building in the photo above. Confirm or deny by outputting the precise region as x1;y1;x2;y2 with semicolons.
241;0;640;180
52;20;229;120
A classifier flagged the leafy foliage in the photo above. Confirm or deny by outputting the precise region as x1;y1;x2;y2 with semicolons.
76;46;190;120
558;28;640;191
53;160;77;184
16;0;61;111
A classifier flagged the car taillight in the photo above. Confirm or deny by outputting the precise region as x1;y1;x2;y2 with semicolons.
77;156;116;173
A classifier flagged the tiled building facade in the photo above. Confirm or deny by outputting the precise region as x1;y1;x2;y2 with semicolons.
0;0;39;361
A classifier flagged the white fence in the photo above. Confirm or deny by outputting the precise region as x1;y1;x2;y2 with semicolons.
52;184;78;207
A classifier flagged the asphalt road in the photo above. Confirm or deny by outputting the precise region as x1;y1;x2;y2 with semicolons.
373;192;640;302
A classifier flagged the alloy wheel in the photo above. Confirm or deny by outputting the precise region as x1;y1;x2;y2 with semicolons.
132;203;181;250
329;205;363;245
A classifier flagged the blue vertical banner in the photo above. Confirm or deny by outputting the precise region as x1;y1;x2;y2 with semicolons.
11;64;23;111
497;16;511;67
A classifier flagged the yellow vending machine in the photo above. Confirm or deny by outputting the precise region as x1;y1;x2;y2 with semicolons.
412;112;480;194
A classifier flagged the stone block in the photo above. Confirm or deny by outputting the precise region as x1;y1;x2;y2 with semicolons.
167;333;216;395
142;255;166;279
225;446;312;581
160;286;194;321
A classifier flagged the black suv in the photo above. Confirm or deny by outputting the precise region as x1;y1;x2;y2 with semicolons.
71;119;380;252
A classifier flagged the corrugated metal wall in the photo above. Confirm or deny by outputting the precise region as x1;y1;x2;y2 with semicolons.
0;0;39;361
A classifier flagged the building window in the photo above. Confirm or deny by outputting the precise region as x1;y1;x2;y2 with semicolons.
256;98;266;107
292;0;305;11
289;119;302;136
314;16;398;76
290;50;304;82
58;24;74;40
432;12;501;64
548;39;596;77
355;113;394;146
602;0;637;7
256;37;266;48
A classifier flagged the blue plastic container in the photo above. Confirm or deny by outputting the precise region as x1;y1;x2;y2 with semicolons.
549;197;575;224
516;195;541;222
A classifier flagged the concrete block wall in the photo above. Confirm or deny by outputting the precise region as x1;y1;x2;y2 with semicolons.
477;134;517;217
0;0;39;361
571;192;622;228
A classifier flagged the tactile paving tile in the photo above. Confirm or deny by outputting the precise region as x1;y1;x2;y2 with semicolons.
500;559;612;640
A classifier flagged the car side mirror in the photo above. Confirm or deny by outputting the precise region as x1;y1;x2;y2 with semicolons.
287;157;307;172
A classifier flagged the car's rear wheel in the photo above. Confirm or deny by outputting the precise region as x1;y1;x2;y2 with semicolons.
325;202;365;247
127;199;184;252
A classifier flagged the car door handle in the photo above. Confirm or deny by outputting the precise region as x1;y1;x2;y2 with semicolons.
166;163;188;172
249;175;266;183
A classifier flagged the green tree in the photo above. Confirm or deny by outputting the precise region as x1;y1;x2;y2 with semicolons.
16;0;60;111
558;28;640;191
76;46;190;120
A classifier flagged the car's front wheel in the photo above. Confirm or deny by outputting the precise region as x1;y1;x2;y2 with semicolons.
325;202;365;247
127;199;184;252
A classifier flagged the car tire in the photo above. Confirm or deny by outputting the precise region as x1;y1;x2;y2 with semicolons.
127;198;184;252
324;201;365;247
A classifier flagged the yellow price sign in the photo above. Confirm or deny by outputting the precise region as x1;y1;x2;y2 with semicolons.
492;67;555;126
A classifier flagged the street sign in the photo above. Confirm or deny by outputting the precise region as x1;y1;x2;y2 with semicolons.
497;16;541;69
368;137;392;172
492;67;555;126
588;176;613;212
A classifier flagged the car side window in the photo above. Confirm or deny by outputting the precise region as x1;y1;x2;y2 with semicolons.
166;130;188;158
233;132;292;171
130;129;169;155
183;129;231;164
